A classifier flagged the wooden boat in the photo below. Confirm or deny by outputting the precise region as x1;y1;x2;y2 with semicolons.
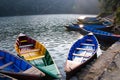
77;17;112;25
64;24;106;31
82;25;120;42
14;33;61;79
64;24;82;31
77;17;103;25
0;50;45;80
65;23;120;42
64;33;98;79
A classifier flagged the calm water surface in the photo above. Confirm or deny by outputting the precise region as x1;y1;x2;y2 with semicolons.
0;14;97;80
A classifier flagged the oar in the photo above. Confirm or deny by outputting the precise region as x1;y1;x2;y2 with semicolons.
0;70;45;80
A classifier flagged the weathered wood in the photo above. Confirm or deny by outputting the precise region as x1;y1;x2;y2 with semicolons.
81;43;95;46
73;53;90;58
19;44;33;48
82;41;120;80
20;49;40;54
86;39;93;42
76;48;94;52
0;62;13;69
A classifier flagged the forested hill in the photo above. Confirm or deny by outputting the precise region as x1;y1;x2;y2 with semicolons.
0;0;100;16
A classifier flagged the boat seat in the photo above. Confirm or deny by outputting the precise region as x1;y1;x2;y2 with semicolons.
20;49;40;54
20;40;27;43
20;49;45;60
0;57;4;60
21;54;44;61
73;53;91;58
0;62;13;69
86;39;93;42
19;44;33;48
76;48;94;52
81;43;95;46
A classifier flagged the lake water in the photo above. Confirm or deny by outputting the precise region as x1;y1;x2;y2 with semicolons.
0;14;98;80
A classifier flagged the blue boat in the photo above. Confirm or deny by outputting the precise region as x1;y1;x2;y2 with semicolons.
65;23;120;42
65;24;82;31
82;25;120;42
64;24;106;31
0;50;45;80
64;33;98;79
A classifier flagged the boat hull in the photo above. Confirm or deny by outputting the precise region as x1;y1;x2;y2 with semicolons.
65;24;82;31
66;53;97;79
82;26;120;42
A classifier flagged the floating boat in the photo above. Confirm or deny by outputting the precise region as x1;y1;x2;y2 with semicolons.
0;50;45;80
64;24;106;31
77;17;98;22
77;17;112;25
64;33;98;79
15;33;61;79
64;24;82;31
64;23;120;42
77;17;102;24
82;25;120;42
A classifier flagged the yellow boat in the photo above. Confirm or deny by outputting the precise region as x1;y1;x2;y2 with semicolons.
15;33;61;79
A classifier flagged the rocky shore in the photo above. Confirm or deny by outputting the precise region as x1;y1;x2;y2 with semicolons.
77;41;120;80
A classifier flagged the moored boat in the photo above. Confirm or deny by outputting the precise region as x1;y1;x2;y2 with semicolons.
64;33;98;79
82;25;120;42
15;33;61;79
64;24;106;31
0;50;45;80
64;24;82;31
77;17;112;25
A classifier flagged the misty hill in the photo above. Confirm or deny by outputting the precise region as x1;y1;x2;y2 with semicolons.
0;0;100;16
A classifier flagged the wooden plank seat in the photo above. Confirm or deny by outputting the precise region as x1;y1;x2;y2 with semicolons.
76;48;94;52
86;39;93;42
20;40;27;43
19;44;33;48
20;49;45;60
73;53;91;58
0;62;13;69
81;43;95;46
20;49;40;54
